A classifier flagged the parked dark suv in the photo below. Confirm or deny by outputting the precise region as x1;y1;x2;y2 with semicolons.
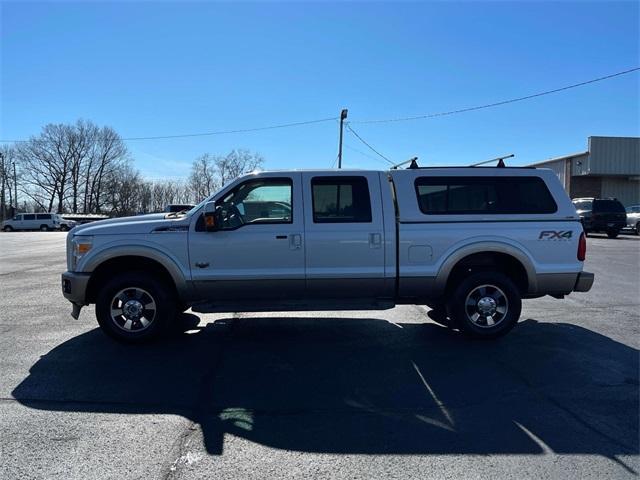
572;197;627;238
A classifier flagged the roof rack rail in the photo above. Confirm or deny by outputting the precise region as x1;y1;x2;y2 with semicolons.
390;157;419;170
470;154;514;167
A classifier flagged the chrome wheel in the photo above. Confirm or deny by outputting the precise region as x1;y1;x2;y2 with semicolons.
109;287;157;332
464;284;508;328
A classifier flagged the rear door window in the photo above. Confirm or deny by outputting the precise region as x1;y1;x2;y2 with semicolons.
23;214;36;221
36;214;51;220
311;176;372;223
415;176;557;215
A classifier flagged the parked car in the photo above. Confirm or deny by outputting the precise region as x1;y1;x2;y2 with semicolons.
62;166;593;343
57;216;79;231
572;197;627;238
2;213;61;231
624;205;640;235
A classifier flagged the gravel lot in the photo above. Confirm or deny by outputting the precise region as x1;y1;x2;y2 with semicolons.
1;231;638;479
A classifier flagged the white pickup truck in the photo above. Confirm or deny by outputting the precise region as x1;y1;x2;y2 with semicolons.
62;166;594;342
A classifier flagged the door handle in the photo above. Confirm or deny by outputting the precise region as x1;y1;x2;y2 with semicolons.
289;233;302;250
195;262;209;268
369;233;382;249
275;235;287;239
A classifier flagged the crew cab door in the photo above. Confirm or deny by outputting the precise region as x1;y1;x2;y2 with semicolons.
301;172;389;299
188;173;305;300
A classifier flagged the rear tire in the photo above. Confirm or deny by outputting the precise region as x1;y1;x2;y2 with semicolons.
95;271;176;343
635;222;640;236
447;272;521;339
606;229;619;239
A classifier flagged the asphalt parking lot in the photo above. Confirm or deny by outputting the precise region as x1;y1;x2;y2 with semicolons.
0;232;638;479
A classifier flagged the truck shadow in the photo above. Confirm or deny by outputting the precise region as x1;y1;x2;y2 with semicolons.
11;316;639;467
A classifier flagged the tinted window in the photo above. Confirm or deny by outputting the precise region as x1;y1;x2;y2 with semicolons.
573;200;592;211
593;200;625;213
415;176;557;215
24;214;36;220
217;178;292;229
36;214;51;220
312;176;372;223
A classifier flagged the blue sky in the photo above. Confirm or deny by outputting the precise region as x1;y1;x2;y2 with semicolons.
1;1;638;179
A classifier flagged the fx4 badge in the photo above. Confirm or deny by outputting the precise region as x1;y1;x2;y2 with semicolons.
539;230;573;240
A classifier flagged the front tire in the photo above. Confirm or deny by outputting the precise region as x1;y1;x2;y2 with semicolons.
635;222;640;236
447;272;522;339
96;272;176;343
3;226;13;232
606;229;619;239
40;224;49;231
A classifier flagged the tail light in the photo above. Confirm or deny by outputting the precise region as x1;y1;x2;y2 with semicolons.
577;231;586;261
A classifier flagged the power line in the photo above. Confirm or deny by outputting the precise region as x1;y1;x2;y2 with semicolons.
345;124;394;165
351;67;640;125
0;116;338;143
345;144;391;165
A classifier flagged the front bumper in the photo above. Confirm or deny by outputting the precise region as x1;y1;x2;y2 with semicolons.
61;271;91;318
573;271;594;292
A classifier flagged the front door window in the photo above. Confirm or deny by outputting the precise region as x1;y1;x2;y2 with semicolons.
216;178;293;229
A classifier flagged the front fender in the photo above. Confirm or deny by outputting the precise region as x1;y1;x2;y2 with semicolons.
80;241;191;300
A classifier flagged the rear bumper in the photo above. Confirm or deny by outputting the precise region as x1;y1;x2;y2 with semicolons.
573;271;594;292
586;220;626;231
61;272;91;318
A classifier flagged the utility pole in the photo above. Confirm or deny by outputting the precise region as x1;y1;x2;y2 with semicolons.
337;108;348;169
13;161;17;215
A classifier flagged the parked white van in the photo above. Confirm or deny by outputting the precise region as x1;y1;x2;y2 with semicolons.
2;213;61;231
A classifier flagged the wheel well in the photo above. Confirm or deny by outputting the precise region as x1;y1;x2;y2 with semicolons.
445;252;528;294
86;256;177;303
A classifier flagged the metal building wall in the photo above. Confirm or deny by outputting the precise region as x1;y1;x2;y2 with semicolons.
588;136;640;176
537;159;567;188
601;177;640;206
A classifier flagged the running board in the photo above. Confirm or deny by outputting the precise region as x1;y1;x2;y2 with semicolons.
191;299;395;314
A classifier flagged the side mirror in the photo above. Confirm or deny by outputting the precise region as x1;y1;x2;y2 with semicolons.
203;201;219;232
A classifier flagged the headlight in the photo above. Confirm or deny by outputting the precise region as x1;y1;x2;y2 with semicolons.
70;236;93;270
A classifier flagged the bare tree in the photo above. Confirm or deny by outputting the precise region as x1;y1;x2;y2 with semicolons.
0;145;18;219
85;126;128;214
14;121;128;214
189;154;218;203
103;162;144;217
188;149;264;202
16;124;74;212
215;149;264;187
68;120;98;213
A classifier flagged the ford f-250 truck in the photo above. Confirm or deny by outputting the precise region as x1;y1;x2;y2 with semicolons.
62;166;594;342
